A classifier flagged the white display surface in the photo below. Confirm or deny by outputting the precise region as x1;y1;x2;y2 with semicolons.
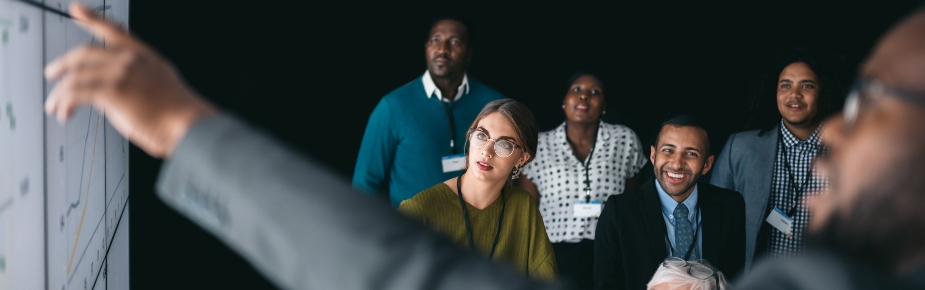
0;1;129;289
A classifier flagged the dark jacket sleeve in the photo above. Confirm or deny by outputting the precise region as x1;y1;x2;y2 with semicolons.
721;191;747;281
156;113;565;290
594;197;626;290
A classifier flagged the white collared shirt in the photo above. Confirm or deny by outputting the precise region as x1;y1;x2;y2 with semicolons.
422;70;469;102
521;121;648;243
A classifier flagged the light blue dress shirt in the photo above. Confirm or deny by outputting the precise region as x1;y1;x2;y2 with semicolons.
655;181;703;260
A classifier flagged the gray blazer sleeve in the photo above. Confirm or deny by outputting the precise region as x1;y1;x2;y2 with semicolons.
155;113;563;290
710;133;737;191
708;128;779;273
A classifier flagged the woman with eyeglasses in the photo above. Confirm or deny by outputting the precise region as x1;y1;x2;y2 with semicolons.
516;71;647;289
397;99;559;281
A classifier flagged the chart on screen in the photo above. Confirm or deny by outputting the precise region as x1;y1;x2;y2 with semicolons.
0;1;129;289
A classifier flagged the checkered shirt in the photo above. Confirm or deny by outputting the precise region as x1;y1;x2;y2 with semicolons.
764;120;828;257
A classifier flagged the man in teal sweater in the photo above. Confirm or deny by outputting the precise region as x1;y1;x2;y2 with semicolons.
352;14;504;207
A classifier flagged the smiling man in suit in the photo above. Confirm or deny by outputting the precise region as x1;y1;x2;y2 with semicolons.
593;114;745;290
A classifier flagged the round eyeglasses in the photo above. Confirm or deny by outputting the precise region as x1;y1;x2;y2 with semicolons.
661;257;717;281
468;128;522;158
843;78;925;133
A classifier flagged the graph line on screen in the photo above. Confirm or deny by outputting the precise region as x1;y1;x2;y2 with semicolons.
66;109;101;276
65;112;95;218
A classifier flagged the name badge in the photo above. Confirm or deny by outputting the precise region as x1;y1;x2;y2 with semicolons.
441;154;466;173
573;200;602;218
765;207;793;237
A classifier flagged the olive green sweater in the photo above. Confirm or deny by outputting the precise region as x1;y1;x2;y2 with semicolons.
398;183;559;282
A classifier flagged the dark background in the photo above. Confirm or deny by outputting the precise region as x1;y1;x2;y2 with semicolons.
127;1;922;288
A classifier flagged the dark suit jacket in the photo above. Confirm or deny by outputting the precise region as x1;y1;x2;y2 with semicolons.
593;178;746;290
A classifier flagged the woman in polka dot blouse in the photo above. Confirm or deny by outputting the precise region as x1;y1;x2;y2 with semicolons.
517;72;648;289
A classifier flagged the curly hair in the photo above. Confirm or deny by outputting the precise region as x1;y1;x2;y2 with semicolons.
746;47;846;135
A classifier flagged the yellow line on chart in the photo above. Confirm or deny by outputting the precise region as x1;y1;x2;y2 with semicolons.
67;110;101;276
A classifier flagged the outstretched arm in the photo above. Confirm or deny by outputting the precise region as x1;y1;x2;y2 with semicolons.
44;3;563;290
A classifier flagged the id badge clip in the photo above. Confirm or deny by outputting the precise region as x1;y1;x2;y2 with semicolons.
766;207;794;237
574;200;602;218
441;154;466;173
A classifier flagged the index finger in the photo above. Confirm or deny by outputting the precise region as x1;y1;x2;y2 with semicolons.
69;2;134;47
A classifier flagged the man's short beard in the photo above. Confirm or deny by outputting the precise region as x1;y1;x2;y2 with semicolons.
808;182;925;275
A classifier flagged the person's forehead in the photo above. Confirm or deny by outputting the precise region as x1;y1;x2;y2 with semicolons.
477;113;517;137
780;62;818;79
429;19;469;38
864;11;925;93
573;75;602;85
659;125;707;148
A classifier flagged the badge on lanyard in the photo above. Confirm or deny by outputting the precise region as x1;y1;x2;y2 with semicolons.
573;200;602;218
441;153;466;173
766;206;794;237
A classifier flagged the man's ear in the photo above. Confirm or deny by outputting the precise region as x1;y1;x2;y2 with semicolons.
701;155;715;175
649;145;657;165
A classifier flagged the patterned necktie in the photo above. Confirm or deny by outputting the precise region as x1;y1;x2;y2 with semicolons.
673;203;693;259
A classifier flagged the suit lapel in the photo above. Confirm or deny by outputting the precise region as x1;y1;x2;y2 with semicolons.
751;126;779;220
639;179;669;263
699;185;721;262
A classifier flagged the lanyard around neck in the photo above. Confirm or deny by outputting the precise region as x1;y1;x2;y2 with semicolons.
777;132;814;217
663;210;700;260
441;99;457;154
456;173;505;259
565;123;599;202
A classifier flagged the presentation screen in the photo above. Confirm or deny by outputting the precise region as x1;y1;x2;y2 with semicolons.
0;1;129;289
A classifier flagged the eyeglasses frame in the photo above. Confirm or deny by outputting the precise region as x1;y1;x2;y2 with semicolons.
660;257;719;289
467;128;523;158
843;78;925;133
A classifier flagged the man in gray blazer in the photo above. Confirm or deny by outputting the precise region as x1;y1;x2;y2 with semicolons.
710;48;845;271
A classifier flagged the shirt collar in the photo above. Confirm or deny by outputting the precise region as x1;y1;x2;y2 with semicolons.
779;119;824;148
655;179;699;223
422;70;469;102
554;120;610;159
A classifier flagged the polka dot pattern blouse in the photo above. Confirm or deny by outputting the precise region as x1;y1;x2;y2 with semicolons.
521;121;647;243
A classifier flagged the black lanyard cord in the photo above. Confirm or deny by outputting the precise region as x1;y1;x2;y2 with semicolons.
441;98;457;154
663;212;701;260
456;173;505;259
778;134;813;217
565;123;599;203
